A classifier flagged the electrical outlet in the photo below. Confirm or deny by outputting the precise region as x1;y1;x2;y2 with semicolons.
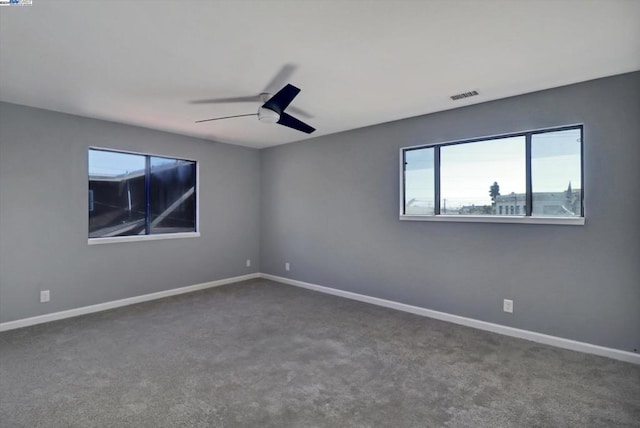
285;262;290;271
503;299;513;313
40;290;50;303
246;259;251;267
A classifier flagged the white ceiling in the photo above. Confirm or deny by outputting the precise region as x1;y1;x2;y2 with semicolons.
1;1;639;149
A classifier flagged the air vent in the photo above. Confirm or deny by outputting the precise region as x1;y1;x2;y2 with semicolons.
450;90;479;101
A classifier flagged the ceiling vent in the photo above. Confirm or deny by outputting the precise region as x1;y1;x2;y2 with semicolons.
450;90;479;101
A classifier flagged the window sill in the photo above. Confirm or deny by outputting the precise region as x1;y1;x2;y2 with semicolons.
399;215;585;226
88;232;200;245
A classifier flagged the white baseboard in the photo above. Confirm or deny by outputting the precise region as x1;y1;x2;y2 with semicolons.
0;273;260;332
3;272;637;365
261;273;640;365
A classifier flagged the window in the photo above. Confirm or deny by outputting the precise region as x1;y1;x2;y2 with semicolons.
404;147;435;215
531;128;582;217
440;136;525;216
401;125;583;224
88;148;197;241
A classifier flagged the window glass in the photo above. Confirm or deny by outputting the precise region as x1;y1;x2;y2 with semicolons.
150;157;197;234
531;129;582;217
440;136;525;215
88;150;146;238
88;149;197;239
400;125;583;222
404;148;435;215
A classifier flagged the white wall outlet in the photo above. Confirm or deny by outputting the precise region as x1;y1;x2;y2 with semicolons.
503;299;513;313
246;259;251;267
40;290;50;303
285;262;290;271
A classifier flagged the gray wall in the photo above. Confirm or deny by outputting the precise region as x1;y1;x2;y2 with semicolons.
0;102;260;323
260;72;640;353
2;73;639;353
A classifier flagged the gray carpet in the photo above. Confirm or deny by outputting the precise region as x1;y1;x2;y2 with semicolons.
1;279;639;428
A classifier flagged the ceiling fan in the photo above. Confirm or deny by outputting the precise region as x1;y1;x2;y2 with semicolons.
194;83;315;134
191;65;315;134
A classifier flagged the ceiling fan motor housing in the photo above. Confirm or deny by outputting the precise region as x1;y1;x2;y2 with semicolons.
258;106;280;124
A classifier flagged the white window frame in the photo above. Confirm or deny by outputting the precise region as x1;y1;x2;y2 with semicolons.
399;125;585;226
88;147;200;245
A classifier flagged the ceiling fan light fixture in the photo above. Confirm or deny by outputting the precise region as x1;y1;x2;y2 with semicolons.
258;106;280;124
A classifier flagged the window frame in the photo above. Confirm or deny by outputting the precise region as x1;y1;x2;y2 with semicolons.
399;124;585;225
88;147;200;245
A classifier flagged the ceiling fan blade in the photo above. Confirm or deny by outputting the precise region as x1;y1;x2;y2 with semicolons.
263;84;300;114
277;112;315;134
195;113;257;123
190;95;260;105
263;64;297;94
